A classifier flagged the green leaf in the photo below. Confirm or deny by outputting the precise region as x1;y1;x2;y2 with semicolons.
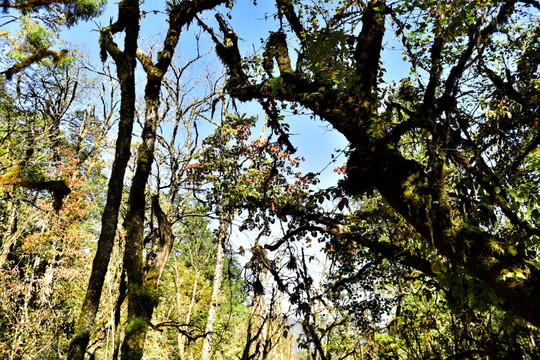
467;288;475;303
531;208;540;222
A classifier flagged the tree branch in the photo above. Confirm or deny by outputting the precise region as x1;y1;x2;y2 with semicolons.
2;48;68;80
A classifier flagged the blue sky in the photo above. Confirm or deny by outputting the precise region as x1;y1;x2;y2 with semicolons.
59;1;410;191
59;1;353;189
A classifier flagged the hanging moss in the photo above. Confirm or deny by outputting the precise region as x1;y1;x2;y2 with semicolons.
2;47;68;80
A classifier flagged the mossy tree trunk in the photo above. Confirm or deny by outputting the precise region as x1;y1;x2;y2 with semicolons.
119;2;228;359
67;1;140;358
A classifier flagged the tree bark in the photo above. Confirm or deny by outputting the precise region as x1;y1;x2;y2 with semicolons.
0;195;19;268
177;268;198;359
118;77;162;360
67;1;140;358
199;205;231;360
118;2;229;358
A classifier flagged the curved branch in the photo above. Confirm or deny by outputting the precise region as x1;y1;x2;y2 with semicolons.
276;0;305;47
2;48;68;80
437;1;517;113
448;149;540;236
354;0;386;98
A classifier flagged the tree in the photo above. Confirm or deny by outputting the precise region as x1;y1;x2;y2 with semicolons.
187;108;317;359
2;0;539;358
0;0;105;213
146;210;252;360
0;45;112;358
115;2;228;359
71;0;232;355
1;0;105;80
324;195;540;358
68;1;140;357
206;0;540;328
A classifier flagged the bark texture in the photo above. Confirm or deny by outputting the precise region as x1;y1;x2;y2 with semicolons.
119;2;229;358
67;1;140;358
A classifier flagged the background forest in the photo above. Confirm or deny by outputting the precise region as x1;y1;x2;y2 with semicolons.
0;0;539;359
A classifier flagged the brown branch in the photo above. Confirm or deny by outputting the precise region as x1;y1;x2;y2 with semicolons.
263;31;293;77
3;0;70;9
266;218;434;277
480;60;523;103
327;4;362;31
354;0;386;98
155;0;228;74
437;1;517;113
276;0;306;47
135;49;155;75
99;20;125;64
0;178;71;211
448;149;539;236
145;195;175;287
0;148;70;211
423;12;445;108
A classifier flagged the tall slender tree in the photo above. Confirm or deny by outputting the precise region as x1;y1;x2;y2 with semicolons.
117;1;228;358
68;0;140;357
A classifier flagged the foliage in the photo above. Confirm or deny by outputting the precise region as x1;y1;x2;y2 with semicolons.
188;114;316;234
205;0;540;358
1;0;105;81
0;150;105;359
2;0;540;359
0;31;112;358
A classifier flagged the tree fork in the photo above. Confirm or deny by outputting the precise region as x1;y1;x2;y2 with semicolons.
346;145;540;326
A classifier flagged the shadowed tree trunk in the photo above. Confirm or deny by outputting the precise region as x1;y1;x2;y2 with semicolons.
208;0;540;327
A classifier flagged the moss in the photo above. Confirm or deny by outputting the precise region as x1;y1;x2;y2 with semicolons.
402;172;428;201
124;314;146;334
0;162;25;185
3;47;68;80
145;268;159;284
133;284;160;308
460;225;497;263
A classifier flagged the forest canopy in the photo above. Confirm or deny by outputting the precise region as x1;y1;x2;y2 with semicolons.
0;0;539;359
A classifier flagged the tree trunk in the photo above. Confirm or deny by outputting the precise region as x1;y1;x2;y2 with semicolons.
0;194;18;267
210;0;540;327
68;1;140;358
199;206;231;360
119;85;162;359
177;267;199;360
120;196;175;359
112;270;127;360
118;2;229;358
